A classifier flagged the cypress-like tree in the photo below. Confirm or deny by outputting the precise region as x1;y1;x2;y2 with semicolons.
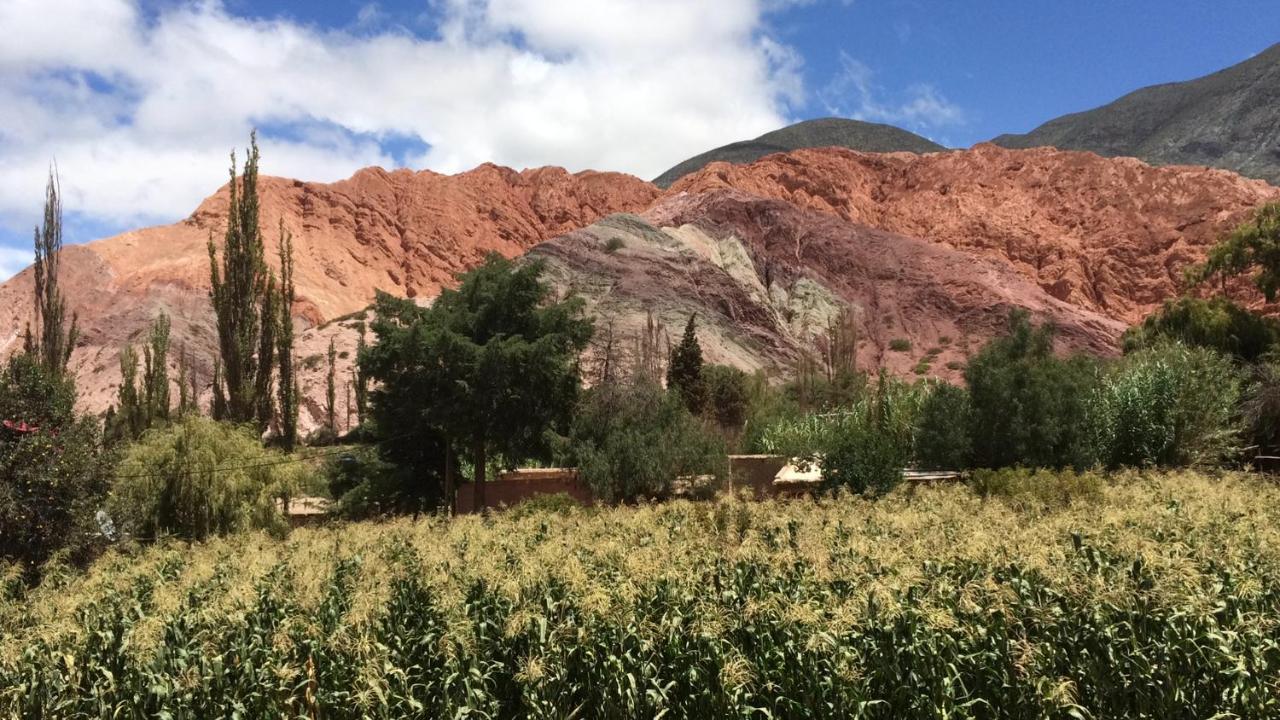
276;221;299;450
141;312;171;426
255;276;277;431
353;322;368;428
30;170;78;376
114;345;141;440
208;132;274;424
325;337;337;434
176;342;195;415
667;314;705;413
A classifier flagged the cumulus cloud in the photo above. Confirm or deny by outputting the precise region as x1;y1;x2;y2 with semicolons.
0;0;804;247
819;51;963;136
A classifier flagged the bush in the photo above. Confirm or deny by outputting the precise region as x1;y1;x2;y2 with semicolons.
968;466;1104;513
1123;296;1279;362
1092;343;1240;468
0;355;107;575
1242;362;1280;452
965;311;1101;469
701;364;749;430
109;416;297;540
888;338;911;352
603;236;625;254
914;382;972;470
565;382;727;503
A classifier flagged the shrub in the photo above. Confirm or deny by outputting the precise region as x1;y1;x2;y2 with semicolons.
603;236;625;254
109;416;296;540
1092;343;1240;468
1122;296;1279;362
565;382;727;503
1242;362;1280;452
968;466;1104;513
912;361;930;375
701;364;749;430
888;338;911;352
0;355;107;575
914;382;972;470
965;311;1101;469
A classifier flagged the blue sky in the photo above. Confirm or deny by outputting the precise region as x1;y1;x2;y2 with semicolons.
0;0;1276;279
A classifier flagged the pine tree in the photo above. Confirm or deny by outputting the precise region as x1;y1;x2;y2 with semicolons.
208;132;275;424
325;337;337;435
276;221;299;451
141;312;171;426
30;170;78;376
667;314;705;413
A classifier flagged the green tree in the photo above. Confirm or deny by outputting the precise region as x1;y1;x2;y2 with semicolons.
142;312;171;427
28;170;78;377
1093;343;1240;468
965;310;1100;470
325;336;337;434
276;221;299;450
667;314;705;413
361;254;593;510
353;322;368;429
109;415;295;541
110;345;142;442
566;381;727;503
701;364;749;430
1123;296;1279;362
176;343;197;416
0;355;105;576
1189;201;1280;300
914;382;972;470
207;132;275;425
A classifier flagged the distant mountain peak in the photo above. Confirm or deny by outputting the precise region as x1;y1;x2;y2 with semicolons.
992;42;1280;186
652;117;946;188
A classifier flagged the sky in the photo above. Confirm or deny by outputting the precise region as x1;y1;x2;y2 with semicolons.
1;0;1277;280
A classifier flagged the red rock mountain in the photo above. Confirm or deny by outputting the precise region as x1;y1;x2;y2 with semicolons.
0;144;1275;427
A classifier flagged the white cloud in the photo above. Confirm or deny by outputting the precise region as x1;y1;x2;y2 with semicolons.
819;51;963;135
0;0;803;247
0;246;32;283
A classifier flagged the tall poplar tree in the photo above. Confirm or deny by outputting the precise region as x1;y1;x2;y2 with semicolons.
30;170;78;376
141;312;171;426
325;337;337;434
276;221;299;450
667;314;705;413
208;132;275;425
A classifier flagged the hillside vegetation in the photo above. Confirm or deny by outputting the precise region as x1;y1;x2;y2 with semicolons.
4;471;1279;718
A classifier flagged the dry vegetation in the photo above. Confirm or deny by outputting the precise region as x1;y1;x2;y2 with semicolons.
3;470;1279;717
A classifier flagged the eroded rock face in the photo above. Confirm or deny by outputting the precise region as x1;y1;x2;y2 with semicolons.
0;164;658;427
2;143;1277;425
530;190;1126;382
670;144;1280;323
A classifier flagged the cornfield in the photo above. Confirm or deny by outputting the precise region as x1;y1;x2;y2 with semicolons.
3;470;1279;718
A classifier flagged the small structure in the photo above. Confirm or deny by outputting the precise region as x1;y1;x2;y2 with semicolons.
276;496;332;527
772;459;823;496
455;468;592;513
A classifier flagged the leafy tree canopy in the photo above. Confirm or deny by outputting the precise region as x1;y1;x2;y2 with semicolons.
1189;201;1280;300
361;254;593;508
1123;296;1279;362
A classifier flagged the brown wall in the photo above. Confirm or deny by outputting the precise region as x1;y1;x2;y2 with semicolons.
728;455;789;498
455;470;593;513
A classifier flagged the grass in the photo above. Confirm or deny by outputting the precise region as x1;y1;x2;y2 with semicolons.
3;471;1280;717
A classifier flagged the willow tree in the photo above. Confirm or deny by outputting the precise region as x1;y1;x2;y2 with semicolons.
208;132;275;426
29;170;78;376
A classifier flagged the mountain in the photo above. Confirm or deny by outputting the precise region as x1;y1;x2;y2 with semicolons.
1;144;1276;426
530;189;1124;382
670;143;1279;324
0;164;658;431
992;43;1280;186
652;117;946;188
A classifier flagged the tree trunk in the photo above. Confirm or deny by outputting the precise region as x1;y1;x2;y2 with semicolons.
444;443;456;516
473;439;487;512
